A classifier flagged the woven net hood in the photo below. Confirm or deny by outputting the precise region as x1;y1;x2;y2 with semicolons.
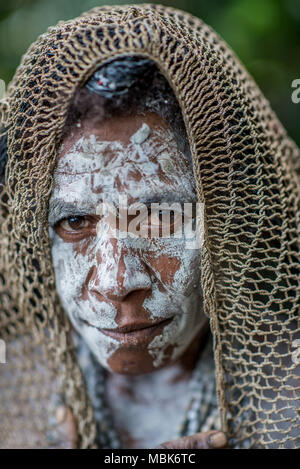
0;4;299;448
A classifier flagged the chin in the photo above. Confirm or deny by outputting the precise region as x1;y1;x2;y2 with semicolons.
105;345;174;375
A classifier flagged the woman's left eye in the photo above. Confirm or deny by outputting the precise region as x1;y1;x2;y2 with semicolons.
60;216;89;231
150;210;176;225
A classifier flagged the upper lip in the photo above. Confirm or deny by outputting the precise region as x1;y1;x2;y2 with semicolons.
82;317;173;334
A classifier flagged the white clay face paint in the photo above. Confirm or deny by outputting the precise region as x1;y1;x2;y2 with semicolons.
130;123;151;144
49;121;206;370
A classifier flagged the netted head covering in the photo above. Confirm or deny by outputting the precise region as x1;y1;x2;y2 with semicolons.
0;4;299;449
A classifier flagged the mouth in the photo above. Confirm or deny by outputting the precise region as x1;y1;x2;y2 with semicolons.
81;317;174;344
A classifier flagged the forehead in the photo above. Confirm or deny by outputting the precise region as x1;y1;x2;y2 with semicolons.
58;112;168;162
52;112;196;204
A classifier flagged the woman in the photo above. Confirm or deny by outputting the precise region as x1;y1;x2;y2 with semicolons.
0;4;299;449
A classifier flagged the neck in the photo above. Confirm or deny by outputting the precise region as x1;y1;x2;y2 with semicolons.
104;324;212;449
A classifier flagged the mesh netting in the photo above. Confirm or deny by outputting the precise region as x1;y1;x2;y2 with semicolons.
0;4;299;448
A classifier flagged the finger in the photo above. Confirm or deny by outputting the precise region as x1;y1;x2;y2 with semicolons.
47;405;78;449
156;431;227;449
55;406;78;449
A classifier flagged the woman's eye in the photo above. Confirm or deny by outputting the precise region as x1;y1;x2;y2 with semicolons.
148;210;180;237
60;216;89;231
150;210;175;225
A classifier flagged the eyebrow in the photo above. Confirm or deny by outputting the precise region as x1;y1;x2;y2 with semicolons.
48;192;197;226
48;199;96;226
139;190;197;205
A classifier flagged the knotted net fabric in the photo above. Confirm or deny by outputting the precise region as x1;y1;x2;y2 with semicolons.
0;4;299;449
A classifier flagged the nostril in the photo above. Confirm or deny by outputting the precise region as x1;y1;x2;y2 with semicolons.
90;281;152;304
122;285;152;302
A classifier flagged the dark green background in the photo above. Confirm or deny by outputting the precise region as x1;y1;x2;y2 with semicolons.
0;0;299;145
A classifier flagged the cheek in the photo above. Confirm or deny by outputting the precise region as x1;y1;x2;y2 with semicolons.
150;254;181;286
174;249;202;296
51;237;93;306
143;241;202;293
147;257;204;369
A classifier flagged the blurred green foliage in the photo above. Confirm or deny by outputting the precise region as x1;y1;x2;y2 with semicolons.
0;0;299;144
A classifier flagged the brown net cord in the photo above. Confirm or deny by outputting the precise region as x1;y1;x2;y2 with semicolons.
0;4;299;448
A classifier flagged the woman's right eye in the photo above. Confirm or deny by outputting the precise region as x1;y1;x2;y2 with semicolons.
59;216;89;232
53;215;98;240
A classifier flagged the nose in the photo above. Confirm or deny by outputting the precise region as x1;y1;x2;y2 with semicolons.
88;238;152;303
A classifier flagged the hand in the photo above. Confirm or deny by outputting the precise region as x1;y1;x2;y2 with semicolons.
155;431;227;449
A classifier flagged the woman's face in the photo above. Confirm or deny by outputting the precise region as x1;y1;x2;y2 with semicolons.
48;111;207;374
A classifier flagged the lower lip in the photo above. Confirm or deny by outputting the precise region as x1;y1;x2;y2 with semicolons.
98;317;174;344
